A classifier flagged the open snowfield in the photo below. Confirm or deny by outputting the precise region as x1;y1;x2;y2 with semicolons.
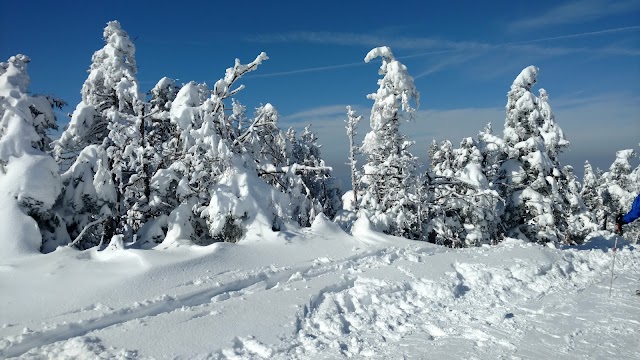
1;217;640;359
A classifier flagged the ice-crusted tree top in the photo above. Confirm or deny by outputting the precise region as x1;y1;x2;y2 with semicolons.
81;20;140;112
0;55;59;154
582;161;598;188
1;55;35;162
512;66;538;91
364;46;419;131
150;77;180;111
0;54;61;212
538;88;569;159
0;55;30;95
608;149;636;180
504;65;542;147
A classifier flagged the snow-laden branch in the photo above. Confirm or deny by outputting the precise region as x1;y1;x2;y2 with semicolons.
233;111;266;146
67;216;108;247
257;164;333;176
213;52;269;115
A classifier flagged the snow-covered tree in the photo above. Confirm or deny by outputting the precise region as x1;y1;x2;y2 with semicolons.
54;20;140;169
428;137;501;246
600;149;639;238
291;125;341;220
58;145;114;249
430;140;454;178
244;103;286;171
345;106;362;207
55;20;142;248
358;46;422;239
476;122;508;198
538;89;569;161
155;53;288;245
581;161;605;228
428;139;468;246
0;55;65;256
500;66;576;244
559;165;597;243
157;81;231;245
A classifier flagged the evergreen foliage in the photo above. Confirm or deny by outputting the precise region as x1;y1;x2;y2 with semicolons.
500;66;595;244
358;46;422;239
0;55;66;253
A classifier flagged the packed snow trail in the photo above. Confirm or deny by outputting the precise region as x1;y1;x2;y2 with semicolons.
1;221;639;359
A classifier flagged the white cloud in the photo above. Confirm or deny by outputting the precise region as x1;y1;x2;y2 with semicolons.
246;31;481;51
509;0;640;30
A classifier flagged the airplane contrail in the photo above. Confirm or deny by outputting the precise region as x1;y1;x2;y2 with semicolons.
244;25;640;80
503;25;640;46
246;61;365;79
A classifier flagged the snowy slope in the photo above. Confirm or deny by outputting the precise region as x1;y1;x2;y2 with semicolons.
1;217;639;359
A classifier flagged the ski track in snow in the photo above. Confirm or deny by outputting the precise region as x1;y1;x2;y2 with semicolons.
2;242;640;359
0;247;398;358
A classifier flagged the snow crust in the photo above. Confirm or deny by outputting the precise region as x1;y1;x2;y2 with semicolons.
1;224;638;359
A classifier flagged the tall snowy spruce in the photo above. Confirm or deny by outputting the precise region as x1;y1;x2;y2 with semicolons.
0;55;65;257
55;21;142;249
358;47;422;239
54;20;140;169
501;66;594;244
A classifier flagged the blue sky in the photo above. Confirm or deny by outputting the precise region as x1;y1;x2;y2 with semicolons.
1;0;639;186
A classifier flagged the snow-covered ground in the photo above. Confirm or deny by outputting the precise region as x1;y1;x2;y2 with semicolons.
1;217;639;359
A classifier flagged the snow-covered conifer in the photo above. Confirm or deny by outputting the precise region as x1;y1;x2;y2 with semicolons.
581;161;605;228
157;53;280;244
296;125;341;220
559;165;597;243
55;21;143;247
0;55;65;256
501;66;576;244
54;20;140;168
428;137;501;246
345;106;362;207
476;122;508;199
358;46;422;239
600;149;639;238
430;140;454;178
